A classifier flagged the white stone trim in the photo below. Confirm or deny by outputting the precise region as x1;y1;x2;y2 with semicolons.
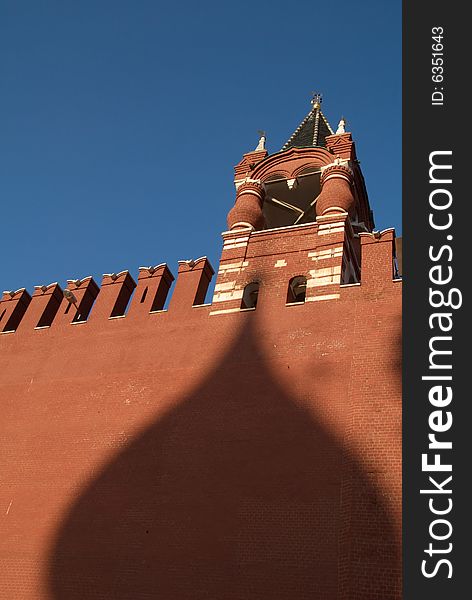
214;281;237;292
306;293;340;302
307;275;341;288
228;223;254;232
34;282;59;291
319;159;350;172
274;259;287;268
223;242;249;250
309;247;343;261
318;226;345;236
322;173;352;185
218;260;248;271
316;213;348;223
209;307;241;316
223;236;250;246
236;189;262;199
310;266;342;278
322;206;349;215
318;221;345;230
359;227;395;240
307;265;341;288
212;289;244;303
234;177;262;191
243;221;317;236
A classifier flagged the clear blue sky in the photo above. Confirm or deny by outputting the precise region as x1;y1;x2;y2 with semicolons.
0;1;401;293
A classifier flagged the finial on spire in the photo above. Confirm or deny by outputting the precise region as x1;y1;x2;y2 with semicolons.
311;92;322;109
255;130;266;151
336;117;346;134
280;93;334;151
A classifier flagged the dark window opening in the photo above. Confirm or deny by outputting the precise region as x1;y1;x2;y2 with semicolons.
341;259;357;285
393;257;401;279
241;282;259;309
287;276;307;304
140;287;148;303
0;309;5;323
263;169;321;229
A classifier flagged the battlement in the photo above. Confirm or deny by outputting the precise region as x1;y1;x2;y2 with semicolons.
0;218;401;337
0;93;403;600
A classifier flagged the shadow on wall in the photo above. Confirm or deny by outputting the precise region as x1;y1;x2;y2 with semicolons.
48;320;400;600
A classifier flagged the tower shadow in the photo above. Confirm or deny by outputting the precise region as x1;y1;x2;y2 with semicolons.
48;320;399;600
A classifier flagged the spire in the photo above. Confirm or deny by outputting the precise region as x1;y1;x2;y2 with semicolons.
336;117;347;134
281;93;334;151
255;130;266;151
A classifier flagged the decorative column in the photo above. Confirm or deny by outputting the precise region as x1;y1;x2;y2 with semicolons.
316;163;355;217
227;180;265;231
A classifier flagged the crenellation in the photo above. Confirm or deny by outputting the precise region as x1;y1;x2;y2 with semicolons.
26;282;63;330
169;257;214;311
89;271;136;321
0;228;399;335
1;95;402;600
0;288;31;333
128;264;174;317
359;229;397;288
55;276;99;327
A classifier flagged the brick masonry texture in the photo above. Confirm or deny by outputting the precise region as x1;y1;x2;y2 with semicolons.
0;138;401;600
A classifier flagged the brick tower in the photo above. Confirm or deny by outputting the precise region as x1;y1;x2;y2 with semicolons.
0;97;401;600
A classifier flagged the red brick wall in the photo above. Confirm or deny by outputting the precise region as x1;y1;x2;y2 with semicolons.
0;223;401;600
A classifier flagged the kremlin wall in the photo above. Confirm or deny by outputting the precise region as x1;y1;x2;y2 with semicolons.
0;99;402;599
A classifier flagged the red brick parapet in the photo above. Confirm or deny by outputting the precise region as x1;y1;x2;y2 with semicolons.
128;264;175;316
0;288;31;333
234;149;268;183
359;229;397;287
89;271;136;321
16;283;63;330
169;257;215;309
56;277;99;326
325;132;356;160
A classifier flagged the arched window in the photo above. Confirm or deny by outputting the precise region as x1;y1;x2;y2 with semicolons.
287;276;307;304
241;282;259;309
